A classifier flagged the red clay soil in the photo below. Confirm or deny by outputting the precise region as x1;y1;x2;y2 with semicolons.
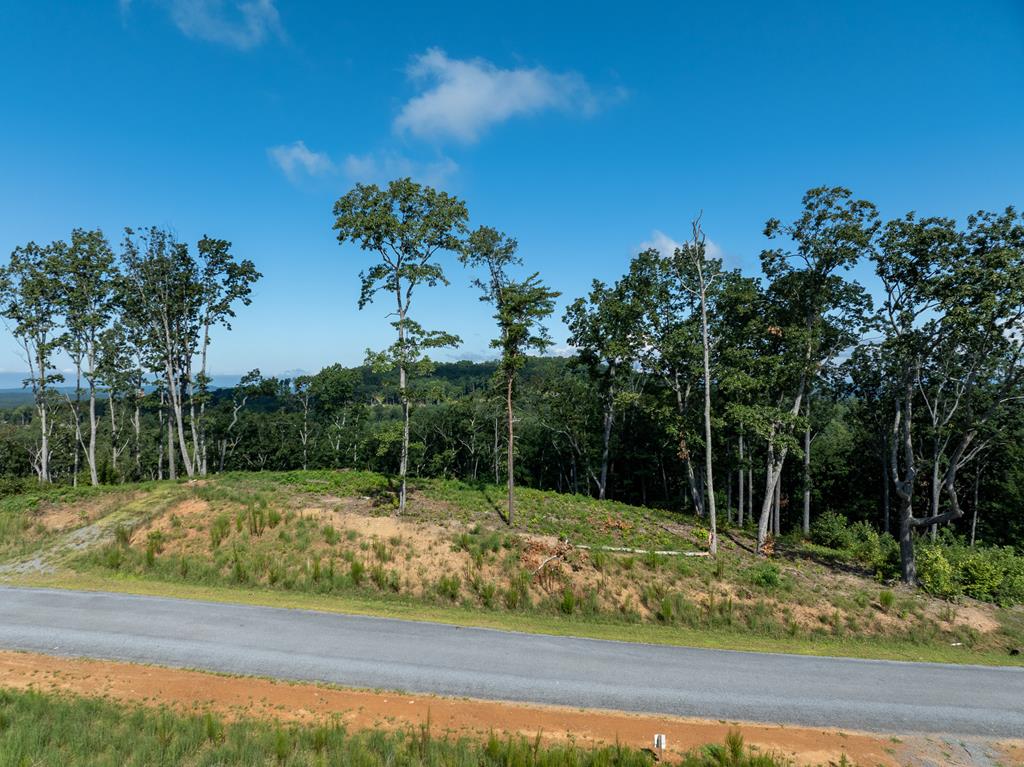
0;651;1017;766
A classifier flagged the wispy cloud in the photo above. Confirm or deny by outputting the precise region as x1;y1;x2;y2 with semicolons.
638;229;725;261
268;141;334;181
394;48;622;143
122;0;284;49
343;151;458;187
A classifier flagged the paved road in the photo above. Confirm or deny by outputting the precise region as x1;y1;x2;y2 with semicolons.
0;587;1021;737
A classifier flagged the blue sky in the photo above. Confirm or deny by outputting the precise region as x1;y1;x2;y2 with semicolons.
1;1;1022;377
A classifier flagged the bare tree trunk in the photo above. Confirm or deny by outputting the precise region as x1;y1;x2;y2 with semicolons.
899;503;916;584
773;468;781;536
747;466;753;523
157;397;165;481
133;400;141;479
87;352;98;486
398;366;409;513
493;414;500;485
738;432;745;527
698;265;717;554
970;468;980;547
757;443;775;549
166;395;177;481
506;374;515;526
929;442;941;542
39;400;50;484
802;399;811;536
598;387;614;500
881;431;890;534
726;472;732;525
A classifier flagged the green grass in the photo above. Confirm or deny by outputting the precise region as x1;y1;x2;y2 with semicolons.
0;687;792;767
3;470;1023;667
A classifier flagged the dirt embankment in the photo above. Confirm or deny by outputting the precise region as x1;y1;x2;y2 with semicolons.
0;651;1017;766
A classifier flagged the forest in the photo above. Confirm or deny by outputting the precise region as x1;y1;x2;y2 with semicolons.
1;181;1022;594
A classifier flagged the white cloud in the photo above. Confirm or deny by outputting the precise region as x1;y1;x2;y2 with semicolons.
394;48;619;143
123;0;284;49
343;151;458;188
638;229;725;261
268;141;335;181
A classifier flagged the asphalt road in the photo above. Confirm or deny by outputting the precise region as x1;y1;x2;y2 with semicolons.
0;586;1021;737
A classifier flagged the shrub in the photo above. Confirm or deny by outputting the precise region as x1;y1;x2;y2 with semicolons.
113;524;132;548
559;588;576;615
209;514;231;549
437;574;460;601
746;562;781;590
349;559;365;586
878;589;895;612
951;548;1003;602
848;521;879;563
810;511;852;550
916;547;959;599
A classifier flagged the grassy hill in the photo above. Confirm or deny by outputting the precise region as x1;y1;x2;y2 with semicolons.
1;470;1021;664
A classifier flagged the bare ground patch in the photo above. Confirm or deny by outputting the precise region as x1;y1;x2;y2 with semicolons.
3;650;1010;767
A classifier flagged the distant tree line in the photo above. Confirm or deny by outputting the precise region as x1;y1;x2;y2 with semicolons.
2;182;1022;585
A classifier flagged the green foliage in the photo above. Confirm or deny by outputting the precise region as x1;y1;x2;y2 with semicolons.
810;512;852;550
0;688;796;767
559;588;576;615
879;589;895;612
436;574;461;601
210;514;231;549
916;547;960;599
745;562;782;591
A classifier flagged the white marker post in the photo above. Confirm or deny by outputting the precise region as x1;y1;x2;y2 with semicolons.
653;733;666;760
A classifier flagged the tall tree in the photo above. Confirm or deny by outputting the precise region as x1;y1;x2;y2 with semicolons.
0;241;65;483
461;226;559;525
564;278;644;500
751;187;876;552
876;208;1024;582
119;227;202;478
192;236;260;476
333;178;468;512
678;216;723;554
58;228;117;486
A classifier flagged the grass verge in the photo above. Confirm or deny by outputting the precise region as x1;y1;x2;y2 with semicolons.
0;686;792;767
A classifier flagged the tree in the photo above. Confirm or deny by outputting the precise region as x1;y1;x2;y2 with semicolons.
0;240;65;483
751;187;876;552
192;237;260;476
875;208;1024;583
119;227;202;479
677;216;723;554
461;226;559;525
333;178;468;512
119;228;257;480
58;228;117;486
564;278;643;500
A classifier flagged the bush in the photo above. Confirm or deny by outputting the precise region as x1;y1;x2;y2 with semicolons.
951;548;1003;602
848;521;879;564
810;511;852;550
436;574;460;601
916;547;960;599
559;588;576;615
945;544;1024;607
878;589;895;612
209;514;231;549
746;562;782;590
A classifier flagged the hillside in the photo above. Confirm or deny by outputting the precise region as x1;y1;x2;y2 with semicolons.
1;470;1021;664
